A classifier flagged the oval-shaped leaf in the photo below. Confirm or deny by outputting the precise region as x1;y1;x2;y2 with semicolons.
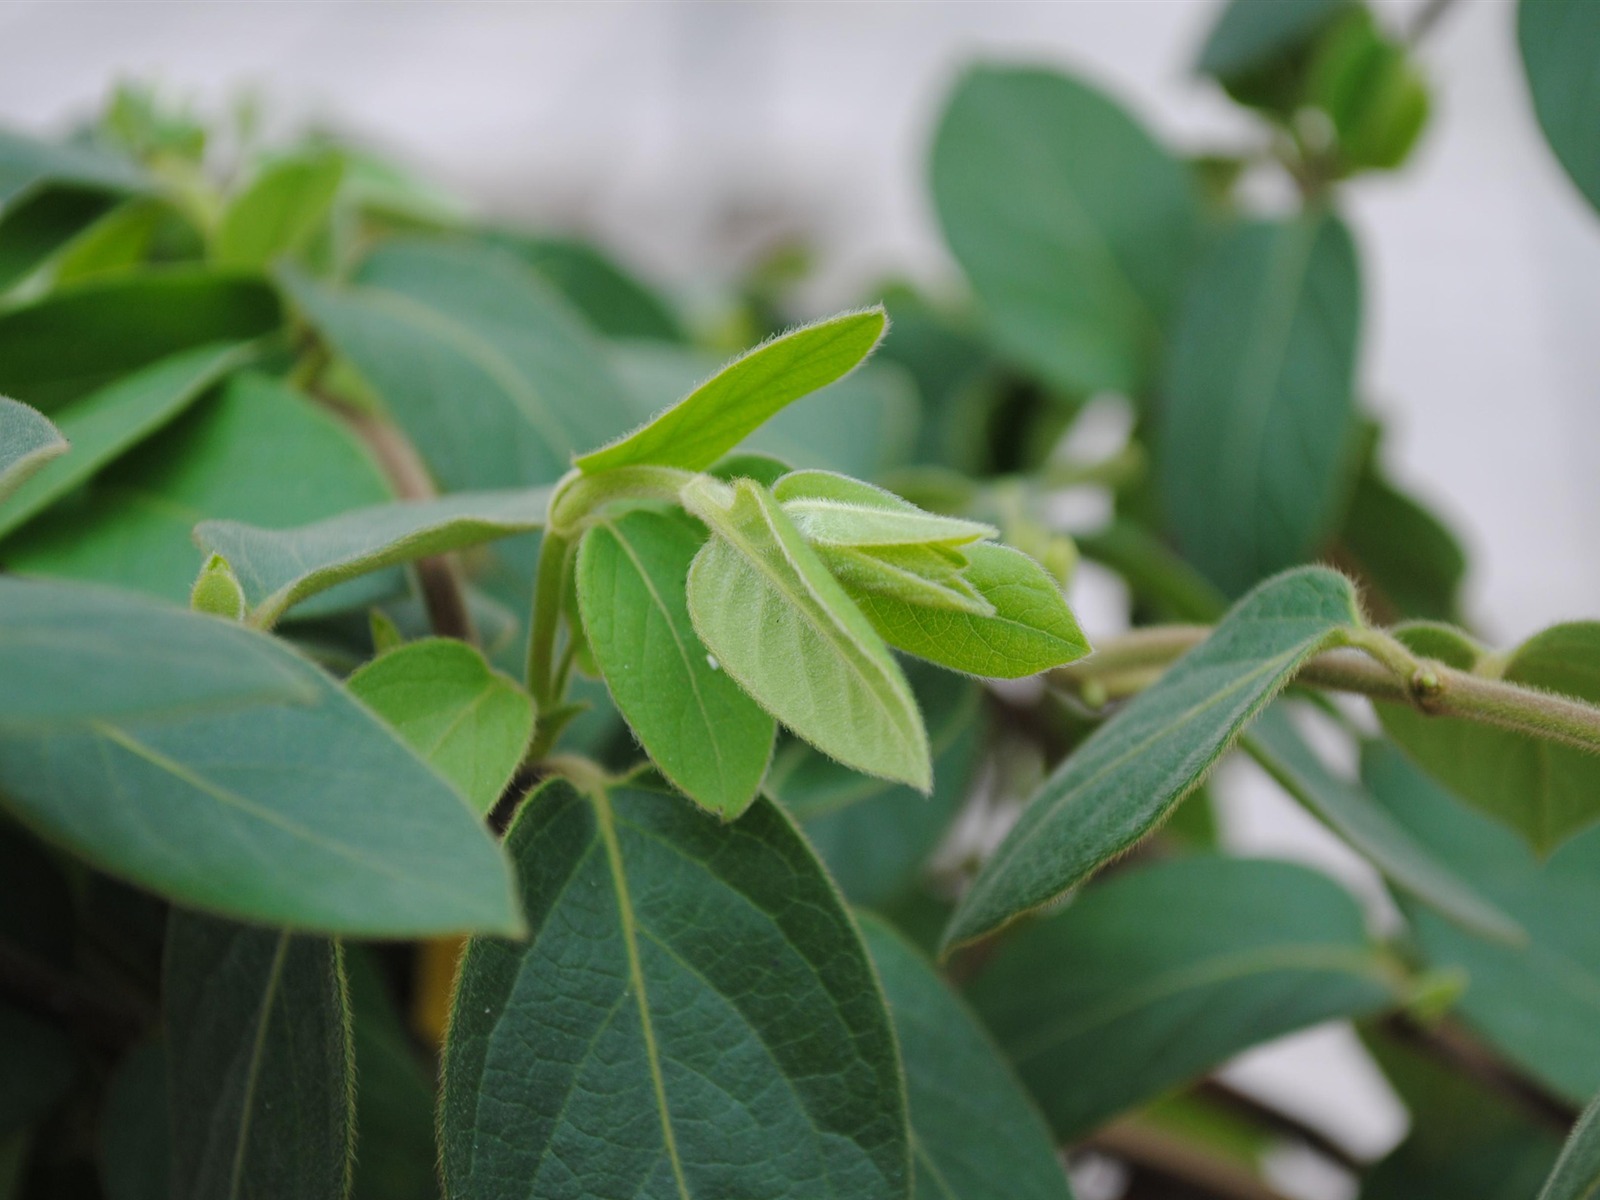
1158;213;1361;597
683;476;930;790
965;856;1397;1138
931;64;1199;397
577;508;775;818
1540;1091;1600;1200
347;637;533;816
858;913;1074;1200
1519;0;1600;215
164;913;351;1200
214;151;343;268
942;566;1362;952
577;309;887;474
0;396;65;505
441;779;909;1200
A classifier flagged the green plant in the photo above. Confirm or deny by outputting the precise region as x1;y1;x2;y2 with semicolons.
5;1;1600;1197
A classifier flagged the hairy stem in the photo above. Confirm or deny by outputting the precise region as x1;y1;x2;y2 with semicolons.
526;529;574;714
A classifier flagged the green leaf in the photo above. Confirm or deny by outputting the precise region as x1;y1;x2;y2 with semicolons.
1363;741;1600;1104
0;396;66;505
1519;0;1600;215
1378;622;1600;851
930;64;1199;397
858;913;1074;1200
3;372;392;604
1198;0;1351;82
1305;8;1431;173
816;542;993;617
100;1039;170;1200
0;580;520;936
577;508;775;818
283;239;636;491
773;469;995;548
346;950;439;1200
0;269;280;410
577;308;888;474
0;127;146;208
214;151;343;268
682;476;930;790
1242;703;1522;942
850;542;1089;680
190;552;246;620
943;566;1362;952
484;231;686;342
0;1002;74;1137
767;664;982;907
0;342;245;540
1076;518;1228;623
347;637;533;816
1541;1092;1600;1200
440;779;909;1200
0;187;120;292
164;913;352;1200
1158;212;1362;597
195;487;550;627
966;856;1396;1138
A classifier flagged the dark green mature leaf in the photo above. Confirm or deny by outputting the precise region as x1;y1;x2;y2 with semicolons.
767;664;981;907
441;779;909;1200
943;567;1362;951
284;239;636;491
0;128;146;208
214;151;343;268
1158;213;1361;597
4;372;392;603
1520;0;1600;215
0;187;119;292
99;1039;169;1200
931;64;1199;397
858;913;1074;1200
683;477;930;790
1197;0;1351;83
347;638;534;816
165;914;352;1200
0;1002;74;1137
1243;704;1522;942
0;270;280;410
0;397;65;504
486;231;686;342
578;508;775;818
196;487;550;626
0;581;519;936
346;951;439;1200
1541;1093;1600;1200
1378;622;1600;851
0;343;245;539
578;309;887;474
966;856;1397;1138
1364;742;1600;1104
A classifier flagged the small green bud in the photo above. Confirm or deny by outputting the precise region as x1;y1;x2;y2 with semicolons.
1404;967;1469;1024
368;608;405;655
190;552;247;621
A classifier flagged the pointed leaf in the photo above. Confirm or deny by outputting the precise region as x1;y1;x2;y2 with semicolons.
966;856;1397;1138
0;397;65;505
682;476;930;790
943;567;1362;952
577;508;775;818
214;151;343;268
440;779;910;1200
1539;1090;1600;1200
1519;0;1600;215
577;308;887;474
817;542;994;617
773;469;995;548
858;913;1074;1200
165;914;352;1200
195;487;550;627
347;637;534;816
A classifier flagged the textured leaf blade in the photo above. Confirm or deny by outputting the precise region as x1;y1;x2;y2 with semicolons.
817;542;993;617
165;914;352;1200
347;638;534;816
943;567;1361;952
1519;0;1600;215
0;396;65;505
1540;1091;1600;1200
214;151;343;268
195;487;550;626
965;856;1396;1138
858;913;1074;1200
683;477;930;790
440;779;910;1200
772;468;994;548
577;508;775;818
1158;213;1361;596
577;309;887;474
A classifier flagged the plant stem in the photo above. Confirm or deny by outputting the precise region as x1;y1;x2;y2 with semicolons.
1086;1121;1297;1200
526;529;573;712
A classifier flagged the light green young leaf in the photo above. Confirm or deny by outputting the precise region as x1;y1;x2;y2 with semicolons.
858;913;1075;1200
1519;0;1600;216
577;308;888;474
347;637;534;816
0;342;245;539
1378;622;1600;852
189;553;246;621
195;487;550;627
773;469;995;548
577;508;775;818
1158;212;1361;597
942;567;1362;952
164;914;351;1200
1539;1090;1600;1200
214;151;343;268
931;65;1199;397
1242;703;1523;942
966;856;1397;1138
817;542;994;617
852;542;1088;679
682;476;930;790
440;779;909;1200
0;579;520;937
0;396;66;504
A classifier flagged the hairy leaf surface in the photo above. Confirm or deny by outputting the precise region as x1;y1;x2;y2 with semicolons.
0;396;65;505
1540;1091;1600;1200
772;468;994;548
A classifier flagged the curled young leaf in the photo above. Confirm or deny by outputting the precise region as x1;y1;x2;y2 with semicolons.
773;468;995;548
